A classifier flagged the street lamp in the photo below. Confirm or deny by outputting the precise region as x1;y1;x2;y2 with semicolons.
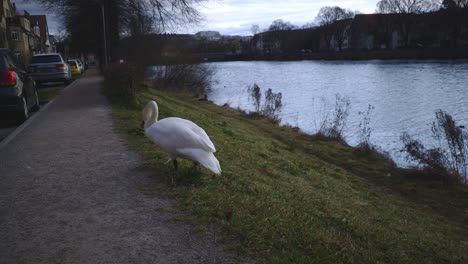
91;0;108;66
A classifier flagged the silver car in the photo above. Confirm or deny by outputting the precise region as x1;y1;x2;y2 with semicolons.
28;53;72;86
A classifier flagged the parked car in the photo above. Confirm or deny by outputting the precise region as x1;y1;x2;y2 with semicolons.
76;59;86;72
87;59;96;66
67;60;81;77
0;49;40;121
28;53;72;86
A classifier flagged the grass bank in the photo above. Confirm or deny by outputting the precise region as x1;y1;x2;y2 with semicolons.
37;86;62;103
109;87;467;263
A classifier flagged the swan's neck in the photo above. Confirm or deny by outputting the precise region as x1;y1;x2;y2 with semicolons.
145;103;159;130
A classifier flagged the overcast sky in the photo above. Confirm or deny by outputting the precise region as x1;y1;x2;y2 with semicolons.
13;0;379;36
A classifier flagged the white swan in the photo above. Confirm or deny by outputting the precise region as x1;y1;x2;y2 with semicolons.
141;100;221;175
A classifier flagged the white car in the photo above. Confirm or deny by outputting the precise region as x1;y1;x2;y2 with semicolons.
28;53;72;86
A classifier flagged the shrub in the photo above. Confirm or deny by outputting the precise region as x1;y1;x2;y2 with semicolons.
401;133;448;175
150;64;216;96
103;62;145;99
263;88;283;122
248;83;261;113
401;110;468;184
318;94;350;143
358;104;375;151
247;84;283;123
432;110;467;182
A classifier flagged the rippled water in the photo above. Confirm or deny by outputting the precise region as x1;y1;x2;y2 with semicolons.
205;60;468;164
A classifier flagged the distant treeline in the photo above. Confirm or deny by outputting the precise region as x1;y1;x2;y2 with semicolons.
250;10;468;59
117;34;251;65
117;9;468;64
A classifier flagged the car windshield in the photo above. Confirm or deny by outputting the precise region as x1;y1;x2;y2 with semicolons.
31;55;62;64
68;60;77;65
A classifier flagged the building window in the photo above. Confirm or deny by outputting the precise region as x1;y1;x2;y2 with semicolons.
11;31;19;41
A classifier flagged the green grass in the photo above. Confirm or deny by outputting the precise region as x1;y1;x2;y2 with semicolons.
109;88;468;263
37;86;62;102
72;73;83;79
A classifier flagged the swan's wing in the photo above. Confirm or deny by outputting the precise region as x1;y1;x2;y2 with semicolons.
172;118;217;152
147;118;216;153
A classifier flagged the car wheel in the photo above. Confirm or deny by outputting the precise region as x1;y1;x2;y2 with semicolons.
17;96;29;123
31;89;40;112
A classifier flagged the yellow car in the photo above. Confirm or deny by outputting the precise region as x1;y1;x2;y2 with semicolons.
67;60;81;77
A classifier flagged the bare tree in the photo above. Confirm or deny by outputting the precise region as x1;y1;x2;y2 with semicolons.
376;0;439;47
441;0;468;8
315;6;356;51
377;0;439;13
440;0;468;47
264;19;296;54
268;19;295;31
250;24;260;35
315;6;355;26
35;0;204;31
31;0;205;62
301;22;316;29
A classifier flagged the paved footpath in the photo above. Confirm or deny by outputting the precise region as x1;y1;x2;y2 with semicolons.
0;69;234;264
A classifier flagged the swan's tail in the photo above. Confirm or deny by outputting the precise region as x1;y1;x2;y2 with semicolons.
177;148;222;175
199;152;222;175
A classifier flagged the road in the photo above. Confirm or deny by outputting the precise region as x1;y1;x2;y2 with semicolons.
0;69;233;264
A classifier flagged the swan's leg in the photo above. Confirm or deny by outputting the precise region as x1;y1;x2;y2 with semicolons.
171;159;178;185
191;161;200;173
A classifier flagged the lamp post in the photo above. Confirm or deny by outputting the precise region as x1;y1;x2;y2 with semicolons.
92;0;108;66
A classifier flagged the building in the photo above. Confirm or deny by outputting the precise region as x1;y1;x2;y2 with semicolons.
253;32;282;55
0;1;54;64
350;14;400;50
18;11;42;55
7;15;33;64
0;0;14;49
28;15;52;52
195;31;222;41
251;11;468;56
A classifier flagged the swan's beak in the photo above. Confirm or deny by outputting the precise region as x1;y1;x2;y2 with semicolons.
140;121;144;129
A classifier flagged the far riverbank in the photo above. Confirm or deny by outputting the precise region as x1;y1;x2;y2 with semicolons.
200;48;468;62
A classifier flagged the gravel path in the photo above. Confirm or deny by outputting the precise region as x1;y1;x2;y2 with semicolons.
0;69;234;264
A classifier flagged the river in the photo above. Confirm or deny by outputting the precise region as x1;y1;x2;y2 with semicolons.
205;60;468;164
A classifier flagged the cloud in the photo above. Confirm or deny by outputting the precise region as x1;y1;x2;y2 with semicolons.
193;0;378;35
11;0;380;36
